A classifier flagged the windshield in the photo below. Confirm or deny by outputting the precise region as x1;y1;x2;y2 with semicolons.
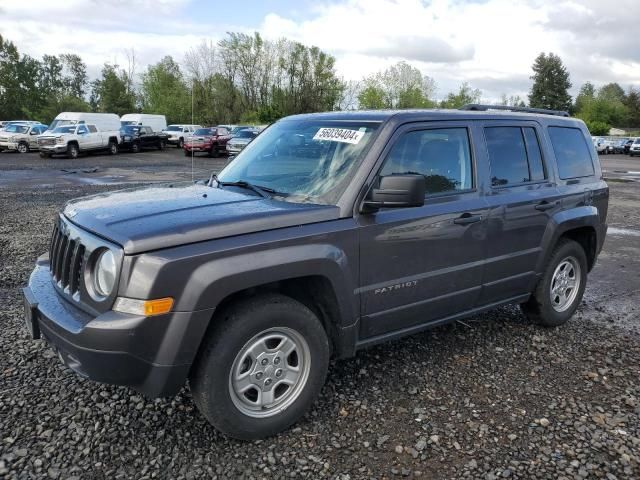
166;125;182;131
634;139;640;144
217;120;380;205
4;125;29;134
121;121;136;126
194;128;214;135
122;126;140;134
231;126;251;133
235;130;258;139
51;125;77;134
49;119;77;130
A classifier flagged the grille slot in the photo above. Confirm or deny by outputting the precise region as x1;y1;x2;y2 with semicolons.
49;224;85;295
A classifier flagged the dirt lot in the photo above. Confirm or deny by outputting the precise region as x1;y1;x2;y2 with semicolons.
1;150;639;479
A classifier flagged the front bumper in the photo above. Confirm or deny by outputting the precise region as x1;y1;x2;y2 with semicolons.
24;256;214;397
39;144;68;153
226;144;246;154
184;144;210;152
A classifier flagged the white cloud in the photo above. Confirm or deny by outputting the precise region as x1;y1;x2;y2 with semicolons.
260;0;640;101
1;0;639;103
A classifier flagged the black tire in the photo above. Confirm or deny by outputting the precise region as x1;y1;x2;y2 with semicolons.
177;138;184;149
67;143;79;159
108;141;118;155
17;142;29;154
190;293;330;440
39;151;50;159
131;142;140;153
521;238;588;327
158;140;165;150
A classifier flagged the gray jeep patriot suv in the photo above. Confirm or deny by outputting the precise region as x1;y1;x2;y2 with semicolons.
23;105;608;439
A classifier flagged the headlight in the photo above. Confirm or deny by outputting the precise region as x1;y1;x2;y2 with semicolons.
94;249;116;296
56;137;65;144
10;135;17;141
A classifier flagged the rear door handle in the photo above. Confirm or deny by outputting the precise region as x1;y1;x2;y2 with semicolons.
453;213;482;225
535;200;559;211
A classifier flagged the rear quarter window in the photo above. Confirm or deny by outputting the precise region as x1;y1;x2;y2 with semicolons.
548;127;595;179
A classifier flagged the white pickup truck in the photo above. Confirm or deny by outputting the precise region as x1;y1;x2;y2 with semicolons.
37;124;121;158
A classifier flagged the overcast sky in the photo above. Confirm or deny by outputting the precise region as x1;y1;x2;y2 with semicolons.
2;0;639;102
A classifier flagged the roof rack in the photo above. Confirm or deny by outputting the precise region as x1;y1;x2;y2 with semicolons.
460;104;570;117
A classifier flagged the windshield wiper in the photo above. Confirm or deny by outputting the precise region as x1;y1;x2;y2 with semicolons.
216;179;279;198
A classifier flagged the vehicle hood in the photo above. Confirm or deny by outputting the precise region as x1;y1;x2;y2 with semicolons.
230;137;252;144
63;183;340;254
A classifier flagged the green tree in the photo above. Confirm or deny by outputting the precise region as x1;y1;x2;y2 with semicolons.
624;87;640;128
357;61;436;109
528;52;572;111
440;82;481;109
0;35;24;118
90;63;136;115
60;53;88;98
140;56;191;124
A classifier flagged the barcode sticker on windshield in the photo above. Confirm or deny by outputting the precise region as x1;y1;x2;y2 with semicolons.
313;128;365;145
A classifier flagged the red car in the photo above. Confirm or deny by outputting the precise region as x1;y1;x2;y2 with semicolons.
183;127;231;157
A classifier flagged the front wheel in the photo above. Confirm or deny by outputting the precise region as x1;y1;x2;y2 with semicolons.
190;294;330;440
177;138;184;149
17;142;29;154
131;142;140;153
67;144;79;159
521;239;588;327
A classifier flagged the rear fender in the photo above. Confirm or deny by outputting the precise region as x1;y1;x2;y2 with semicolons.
536;206;600;273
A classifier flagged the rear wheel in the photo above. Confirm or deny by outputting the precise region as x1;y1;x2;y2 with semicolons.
521;239;588;327
17;142;29;154
131;142;140;153
108;141;118;155
158;140;165;150
177;138;184;149
190;294;330;440
67;143;79;159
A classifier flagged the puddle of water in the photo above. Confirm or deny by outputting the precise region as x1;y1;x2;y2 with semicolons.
608;227;640;237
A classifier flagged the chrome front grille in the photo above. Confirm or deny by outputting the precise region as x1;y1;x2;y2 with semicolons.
49;224;85;295
38;137;56;146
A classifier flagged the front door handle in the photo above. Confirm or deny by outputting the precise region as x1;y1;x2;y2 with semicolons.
535;200;559;211
453;213;482;225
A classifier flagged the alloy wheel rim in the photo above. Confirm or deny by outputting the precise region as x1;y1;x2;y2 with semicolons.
18;144;27;153
550;256;581;312
228;327;311;418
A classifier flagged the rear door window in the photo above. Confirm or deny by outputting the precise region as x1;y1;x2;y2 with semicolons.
548;127;595;179
87;125;97;133
485;126;548;186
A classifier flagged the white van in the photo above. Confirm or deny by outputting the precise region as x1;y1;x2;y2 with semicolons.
120;114;167;133
48;112;121;133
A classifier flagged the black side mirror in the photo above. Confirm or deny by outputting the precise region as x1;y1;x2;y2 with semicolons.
363;174;425;210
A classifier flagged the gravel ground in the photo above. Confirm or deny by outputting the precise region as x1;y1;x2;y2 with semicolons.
1;152;639;479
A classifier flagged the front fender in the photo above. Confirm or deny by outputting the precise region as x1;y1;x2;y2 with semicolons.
178;243;356;326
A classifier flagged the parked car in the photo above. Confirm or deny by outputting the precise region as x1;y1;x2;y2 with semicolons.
592;137;607;154
120;114;167;133
624;138;636;154
226;128;259;154
183;127;231;157
0;123;48;153
162;125;201;148
229;125;253;135
629;138;640;157
23;105;608;440
37;123;120;158
0;120;45;131
48;112;121;133
612;138;628;154
119;125;168;152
